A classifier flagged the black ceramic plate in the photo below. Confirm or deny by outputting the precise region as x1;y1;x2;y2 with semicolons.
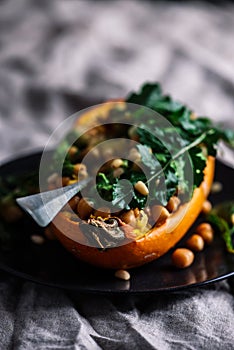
0;151;233;294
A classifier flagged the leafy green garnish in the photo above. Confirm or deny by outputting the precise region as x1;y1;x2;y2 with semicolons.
51;140;74;177
123;82;233;208
127;82;234;153
0;172;39;200
207;202;234;253
96;173;114;202
136;144;159;173
49;82;234;212
112;181;133;210
0;172;40;245
111;172;148;210
188;147;207;189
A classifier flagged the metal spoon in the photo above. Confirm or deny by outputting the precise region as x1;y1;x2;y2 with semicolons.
16;177;91;227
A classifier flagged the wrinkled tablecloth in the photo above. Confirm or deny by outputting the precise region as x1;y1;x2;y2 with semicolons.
0;1;234;349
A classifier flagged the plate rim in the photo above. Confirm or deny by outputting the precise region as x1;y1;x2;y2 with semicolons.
0;149;234;294
0;260;234;294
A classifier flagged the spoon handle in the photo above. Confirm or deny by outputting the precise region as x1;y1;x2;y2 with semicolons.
16;177;91;227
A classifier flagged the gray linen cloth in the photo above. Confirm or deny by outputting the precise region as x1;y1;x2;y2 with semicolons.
0;1;234;349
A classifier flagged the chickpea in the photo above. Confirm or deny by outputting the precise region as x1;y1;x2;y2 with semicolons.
113;167;124;178
102;148;113;160
186;234;204;252
78;169;89;179
31;235;45;245
128;148;141;162
47;172;59;185
62;177;70;186
68;146;78;158
151;205;170;225
128;126;139;141
211;181;223;194
94;207;111;219
196;222;212;232
55;176;63;188
115;269;130;281
172;248;194;269
196;223;214;245
73;163;87;176
166;196;180;213
198;230;213;245
77;198;94;219
111;158;123;169
202;200;212;214
134;208;140;218
134;181;149;196
120;210;137;227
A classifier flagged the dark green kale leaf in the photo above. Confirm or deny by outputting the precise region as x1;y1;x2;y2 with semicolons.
130;192;148;210
136;125;171;157
136;144;160;174
112;170;149;210
96;173;115;202
188;147;207;189
126;82;234;202
164;165;178;201
112;181;133;210
127;82;234;153
96;173;113;191
127;83;184;117
51;140;74;177
207;202;234;253
49;82;234;213
0;172;39;201
149;179;167;206
203;127;234;156
92;83;233;211
127;83;191;129
61;160;75;177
